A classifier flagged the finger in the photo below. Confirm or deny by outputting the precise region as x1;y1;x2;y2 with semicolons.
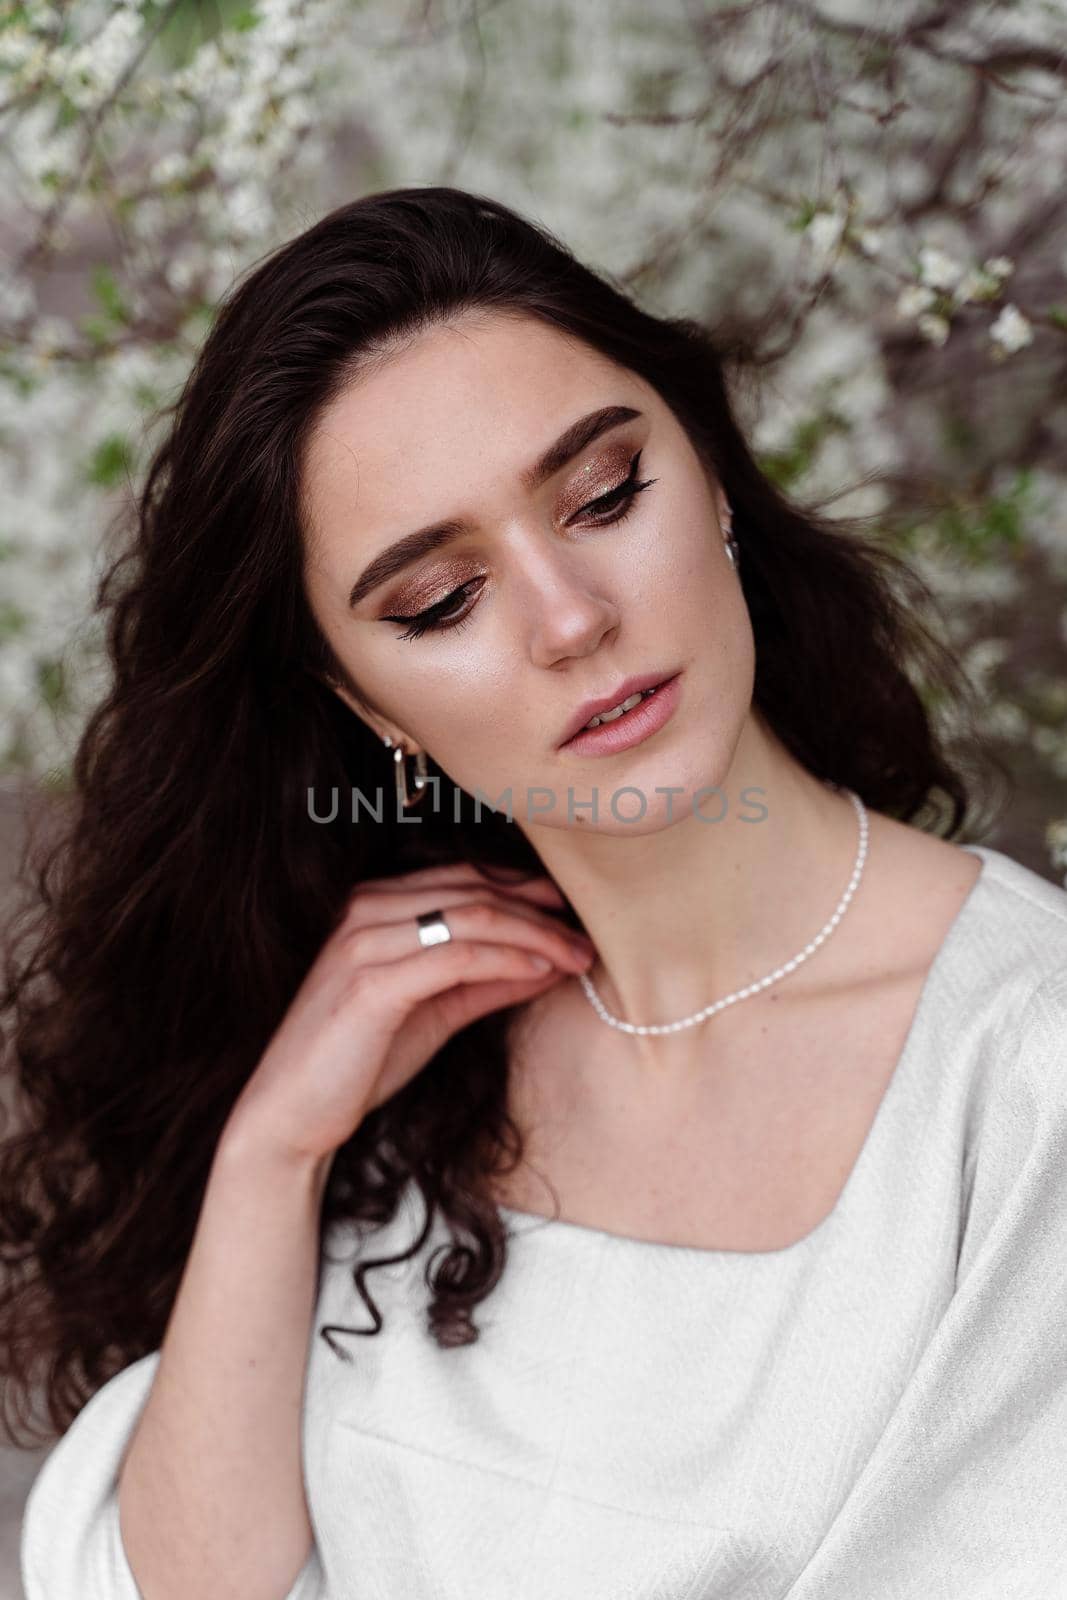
344;884;587;945
351;939;586;1022
340;906;593;974
357;862;565;904
432;968;565;1032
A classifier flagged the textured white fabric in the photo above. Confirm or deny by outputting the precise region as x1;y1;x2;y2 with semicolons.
18;1347;325;1599
20;843;1067;1600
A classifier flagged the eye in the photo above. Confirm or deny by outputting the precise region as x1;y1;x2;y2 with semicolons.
382;578;484;643
382;451;657;643
572;450;657;527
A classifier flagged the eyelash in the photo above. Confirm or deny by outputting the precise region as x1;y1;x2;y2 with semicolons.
382;452;657;642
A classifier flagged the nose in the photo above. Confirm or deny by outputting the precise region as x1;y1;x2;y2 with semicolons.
516;542;622;668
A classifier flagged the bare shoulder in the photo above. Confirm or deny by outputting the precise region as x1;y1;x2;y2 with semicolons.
867;808;982;886
866;809;982;891
849;808;983;979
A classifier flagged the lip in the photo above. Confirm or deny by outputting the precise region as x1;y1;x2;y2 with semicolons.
556;670;682;756
556;669;681;750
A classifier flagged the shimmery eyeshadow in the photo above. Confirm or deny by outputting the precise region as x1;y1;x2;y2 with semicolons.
382;561;480;616
556;446;638;522
377;443;640;614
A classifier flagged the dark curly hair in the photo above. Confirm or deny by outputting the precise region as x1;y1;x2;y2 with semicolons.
0;184;1007;1444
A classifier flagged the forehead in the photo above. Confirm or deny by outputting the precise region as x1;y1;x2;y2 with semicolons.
302;313;646;541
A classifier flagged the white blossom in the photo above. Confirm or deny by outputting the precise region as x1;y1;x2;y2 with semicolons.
990;304;1034;354
1048;819;1067;882
951;268;996;306
917;245;964;292
962;637;1010;688
983;256;1015;280
27;315;76;357
1033;726;1067;777
151;152;192;187
896;284;936;318
27;3;64;28
0;271;37;321
0;30;43;72
984;700;1029;744
0;0;1063;847
917;312;950;345
60;8;144;109
806;211;846;262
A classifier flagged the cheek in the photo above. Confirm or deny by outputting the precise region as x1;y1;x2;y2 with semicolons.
403;663;514;758
647;478;720;565
646;507;725;606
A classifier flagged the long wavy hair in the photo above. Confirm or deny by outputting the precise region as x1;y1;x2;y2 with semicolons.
0;184;1007;1443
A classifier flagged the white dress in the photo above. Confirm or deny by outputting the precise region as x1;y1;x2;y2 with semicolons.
20;843;1067;1600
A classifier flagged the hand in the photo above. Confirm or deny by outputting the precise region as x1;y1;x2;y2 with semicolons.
225;863;594;1165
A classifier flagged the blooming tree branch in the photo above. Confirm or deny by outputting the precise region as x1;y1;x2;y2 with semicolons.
1;0;1064;874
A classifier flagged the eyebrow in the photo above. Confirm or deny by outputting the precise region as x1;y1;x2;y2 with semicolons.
346;403;642;609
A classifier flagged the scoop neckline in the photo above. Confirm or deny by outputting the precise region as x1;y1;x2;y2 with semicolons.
499;844;992;1265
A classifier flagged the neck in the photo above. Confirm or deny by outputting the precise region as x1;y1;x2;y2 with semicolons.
522;713;866;1077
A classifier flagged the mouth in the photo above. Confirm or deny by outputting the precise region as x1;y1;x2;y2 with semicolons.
556;670;683;755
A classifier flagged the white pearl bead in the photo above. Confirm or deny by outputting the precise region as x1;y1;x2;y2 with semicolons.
574;788;866;1034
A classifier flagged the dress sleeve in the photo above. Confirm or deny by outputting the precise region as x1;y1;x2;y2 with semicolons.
785;969;1067;1599
20;1349;327;1600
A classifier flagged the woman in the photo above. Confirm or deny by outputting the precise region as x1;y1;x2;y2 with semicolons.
6;186;1067;1600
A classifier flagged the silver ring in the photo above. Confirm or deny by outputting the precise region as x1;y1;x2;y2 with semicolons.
416;909;452;948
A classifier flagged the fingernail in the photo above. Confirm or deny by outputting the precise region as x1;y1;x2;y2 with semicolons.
529;955;553;971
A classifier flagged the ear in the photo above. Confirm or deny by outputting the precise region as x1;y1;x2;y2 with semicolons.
313;672;407;749
716;488;732;533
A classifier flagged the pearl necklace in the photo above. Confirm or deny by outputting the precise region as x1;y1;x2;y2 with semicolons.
577;786;869;1036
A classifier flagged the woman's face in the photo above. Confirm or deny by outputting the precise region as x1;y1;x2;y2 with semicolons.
301;310;755;836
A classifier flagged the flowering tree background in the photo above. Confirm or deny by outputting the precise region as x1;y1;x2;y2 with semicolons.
1;0;1066;880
